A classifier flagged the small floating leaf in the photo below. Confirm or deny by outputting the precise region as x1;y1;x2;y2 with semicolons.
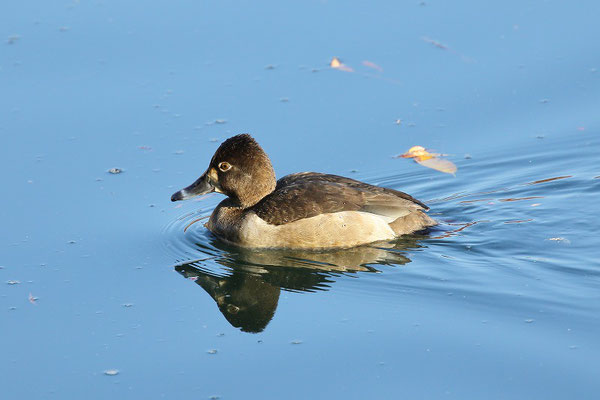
330;57;354;72
398;146;457;175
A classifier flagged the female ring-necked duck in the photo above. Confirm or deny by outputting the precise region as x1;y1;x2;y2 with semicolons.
171;134;436;249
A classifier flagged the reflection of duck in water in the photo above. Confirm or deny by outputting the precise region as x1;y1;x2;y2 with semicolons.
171;134;435;249
176;264;282;333
174;236;424;333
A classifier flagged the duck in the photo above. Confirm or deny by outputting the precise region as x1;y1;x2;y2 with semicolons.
171;134;436;249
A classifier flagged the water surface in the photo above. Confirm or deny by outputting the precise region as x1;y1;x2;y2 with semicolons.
2;1;600;399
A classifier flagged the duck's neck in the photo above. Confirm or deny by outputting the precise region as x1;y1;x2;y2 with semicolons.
233;165;276;209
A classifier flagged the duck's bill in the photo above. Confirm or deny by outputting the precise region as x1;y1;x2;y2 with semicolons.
171;172;215;201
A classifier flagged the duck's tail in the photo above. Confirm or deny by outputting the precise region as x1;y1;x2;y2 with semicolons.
389;210;437;236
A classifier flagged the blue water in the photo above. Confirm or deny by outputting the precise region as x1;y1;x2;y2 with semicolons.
2;1;599;399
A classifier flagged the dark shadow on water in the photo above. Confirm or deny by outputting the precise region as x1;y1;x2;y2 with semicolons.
173;235;428;333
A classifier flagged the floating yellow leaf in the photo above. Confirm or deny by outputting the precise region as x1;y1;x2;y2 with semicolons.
330;57;354;72
399;145;457;175
401;146;432;160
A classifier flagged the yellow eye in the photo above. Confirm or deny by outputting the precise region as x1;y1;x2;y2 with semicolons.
218;162;232;172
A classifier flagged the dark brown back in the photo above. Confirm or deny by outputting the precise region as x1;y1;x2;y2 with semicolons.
252;172;428;226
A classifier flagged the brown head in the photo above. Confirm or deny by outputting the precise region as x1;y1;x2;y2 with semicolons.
171;134;276;208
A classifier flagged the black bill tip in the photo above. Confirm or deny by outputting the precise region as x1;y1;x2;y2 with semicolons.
171;190;184;202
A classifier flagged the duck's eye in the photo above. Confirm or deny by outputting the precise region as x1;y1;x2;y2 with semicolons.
218;162;232;172
227;304;240;314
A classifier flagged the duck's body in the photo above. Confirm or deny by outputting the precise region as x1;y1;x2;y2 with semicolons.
172;135;436;249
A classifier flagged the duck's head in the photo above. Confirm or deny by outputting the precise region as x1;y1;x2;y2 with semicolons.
171;134;276;208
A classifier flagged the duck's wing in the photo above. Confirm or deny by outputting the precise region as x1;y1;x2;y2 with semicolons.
252;172;429;226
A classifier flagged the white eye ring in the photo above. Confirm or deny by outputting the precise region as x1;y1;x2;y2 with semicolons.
218;162;232;172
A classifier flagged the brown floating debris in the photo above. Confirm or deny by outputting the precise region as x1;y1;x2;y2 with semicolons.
430;221;486;239
421;36;448;50
498;196;543;202
459;199;494;204
525;176;572;185
183;218;205;233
